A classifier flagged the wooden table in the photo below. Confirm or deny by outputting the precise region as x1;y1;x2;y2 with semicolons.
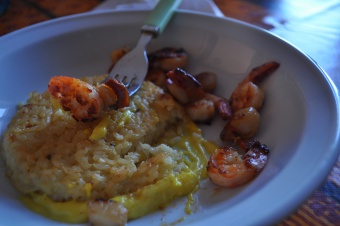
0;0;339;225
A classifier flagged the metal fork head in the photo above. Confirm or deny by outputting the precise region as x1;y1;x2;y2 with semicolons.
106;33;152;96
112;71;144;96
113;73;136;88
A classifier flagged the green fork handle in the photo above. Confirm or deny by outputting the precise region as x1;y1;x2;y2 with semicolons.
143;0;182;36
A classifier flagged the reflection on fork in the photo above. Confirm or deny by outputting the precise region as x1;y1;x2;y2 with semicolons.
113;73;136;88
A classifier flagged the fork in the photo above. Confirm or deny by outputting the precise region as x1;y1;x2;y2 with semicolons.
104;0;182;96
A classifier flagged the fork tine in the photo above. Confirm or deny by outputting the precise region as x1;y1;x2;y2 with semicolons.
114;74;127;84
126;77;137;87
113;73;124;83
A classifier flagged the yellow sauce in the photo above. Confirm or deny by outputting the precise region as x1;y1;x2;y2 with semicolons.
21;194;87;223
113;170;198;219
89;115;110;141
185;190;196;214
84;183;92;199
118;110;133;127
21;121;217;223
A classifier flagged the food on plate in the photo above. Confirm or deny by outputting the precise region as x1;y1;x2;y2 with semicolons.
164;68;232;123
145;58;279;188
2;75;214;223
221;61;280;141
0;45;280;224
205;61;279;188
156;58;279;188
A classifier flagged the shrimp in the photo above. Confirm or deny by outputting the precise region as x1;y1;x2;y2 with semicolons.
185;98;216;123
207;139;269;188
194;71;217;93
166;68;205;104
229;61;280;112
111;48;129;65
148;47;188;71
220;107;260;141
205;93;232;120
48;76;103;122
108;48;130;73
145;69;167;88
185;93;232;123
48;76;129;122
163;67;230;121
88;199;128;226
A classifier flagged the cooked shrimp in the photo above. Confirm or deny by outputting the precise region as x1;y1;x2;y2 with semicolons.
220;107;260;141
207;139;269;187
48;76;129;122
184;93;232;123
242;61;280;85
111;48;129;65
194;71;217;93
103;78;130;109
166;68;205;104
205;93;232;120
229;61;280;112
230;82;264;112
185;98;216;123
96;83;118;109
145;69;167;88
48;76;104;122
88;199;128;226
148;47;188;71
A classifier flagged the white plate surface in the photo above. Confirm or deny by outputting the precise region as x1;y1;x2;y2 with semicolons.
0;10;339;226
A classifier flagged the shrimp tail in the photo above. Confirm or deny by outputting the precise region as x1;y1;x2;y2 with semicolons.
205;93;232;120
245;61;280;85
241;139;270;174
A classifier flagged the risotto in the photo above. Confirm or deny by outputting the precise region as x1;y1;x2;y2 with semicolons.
1;75;213;222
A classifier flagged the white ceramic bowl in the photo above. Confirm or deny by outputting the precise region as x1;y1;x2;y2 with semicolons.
0;10;339;226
